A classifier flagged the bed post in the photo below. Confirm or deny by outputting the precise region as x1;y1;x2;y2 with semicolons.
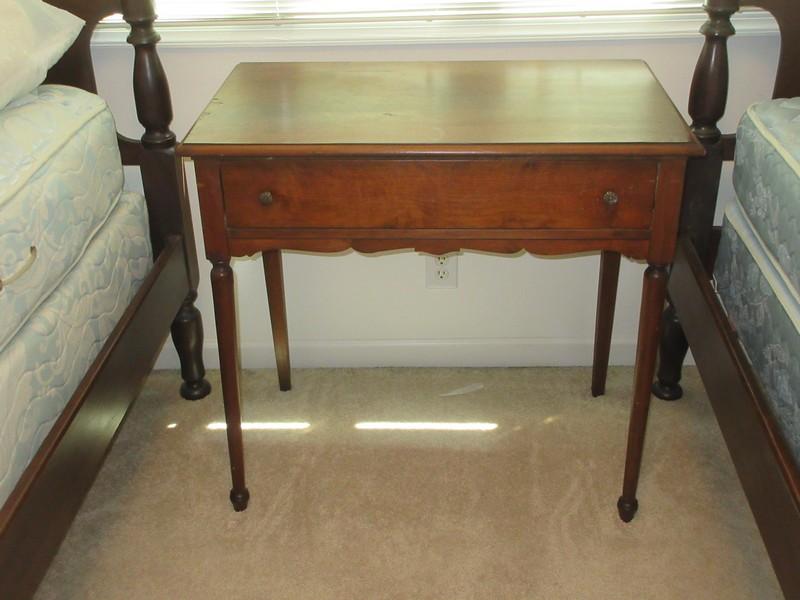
653;0;739;401
123;0;211;400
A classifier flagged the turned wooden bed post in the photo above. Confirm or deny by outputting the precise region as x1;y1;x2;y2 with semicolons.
652;0;739;401
654;0;799;400
122;0;211;399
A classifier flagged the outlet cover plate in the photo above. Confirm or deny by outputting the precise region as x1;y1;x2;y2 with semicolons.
426;255;458;289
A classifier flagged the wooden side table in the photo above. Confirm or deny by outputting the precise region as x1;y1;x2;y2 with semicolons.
179;60;702;520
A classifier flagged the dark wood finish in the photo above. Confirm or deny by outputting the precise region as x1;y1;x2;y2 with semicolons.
746;0;800;100
125;3;175;150
669;237;800;598
591;251;621;397
262;251;292;391
182;60;698;515
0;2;209;596
655;0;800;399
655;1;800;596
653;0;735;400
0;238;188;600
210;263;249;511
687;0;736;145
652;299;688;400
618;264;668;522
221;158;657;231
171;291;212;400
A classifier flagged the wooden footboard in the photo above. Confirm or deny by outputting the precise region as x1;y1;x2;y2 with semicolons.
0;236;189;600
669;235;800;598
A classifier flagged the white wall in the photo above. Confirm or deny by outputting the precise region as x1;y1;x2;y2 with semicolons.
90;33;779;369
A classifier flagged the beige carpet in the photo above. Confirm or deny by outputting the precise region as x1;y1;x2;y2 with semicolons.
36;367;781;599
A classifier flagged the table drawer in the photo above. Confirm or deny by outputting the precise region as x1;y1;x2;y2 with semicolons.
221;159;657;231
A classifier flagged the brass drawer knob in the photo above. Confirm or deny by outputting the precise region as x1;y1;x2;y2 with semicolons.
602;191;620;206
258;191;274;206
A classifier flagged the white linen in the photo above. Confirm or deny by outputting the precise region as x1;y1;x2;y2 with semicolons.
0;0;84;109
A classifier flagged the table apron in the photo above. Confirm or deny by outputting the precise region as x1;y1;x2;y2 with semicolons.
225;232;651;259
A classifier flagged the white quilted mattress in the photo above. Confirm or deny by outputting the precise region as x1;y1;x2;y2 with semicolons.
0;84;124;352
0;192;152;505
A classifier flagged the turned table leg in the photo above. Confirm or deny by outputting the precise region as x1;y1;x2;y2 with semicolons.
618;264;667;522
592;251;621;397
262;250;292;391
210;261;249;511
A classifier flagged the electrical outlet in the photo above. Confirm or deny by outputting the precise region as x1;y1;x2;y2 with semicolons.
425;255;458;288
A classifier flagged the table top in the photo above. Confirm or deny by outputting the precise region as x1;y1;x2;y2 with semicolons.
180;60;702;157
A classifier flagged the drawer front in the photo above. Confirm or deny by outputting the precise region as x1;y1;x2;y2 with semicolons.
221;159;657;231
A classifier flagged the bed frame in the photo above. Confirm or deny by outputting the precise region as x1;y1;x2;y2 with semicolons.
652;1;800;597
0;1;210;597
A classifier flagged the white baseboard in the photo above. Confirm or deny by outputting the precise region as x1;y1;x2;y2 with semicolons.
154;338;643;370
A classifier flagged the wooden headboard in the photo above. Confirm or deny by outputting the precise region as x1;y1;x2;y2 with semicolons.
46;0;174;146
747;0;800;99
44;0;197;283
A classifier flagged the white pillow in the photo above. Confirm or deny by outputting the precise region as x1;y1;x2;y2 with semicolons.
0;0;85;110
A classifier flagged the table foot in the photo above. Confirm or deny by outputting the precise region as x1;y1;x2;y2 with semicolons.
230;487;250;512
617;496;638;522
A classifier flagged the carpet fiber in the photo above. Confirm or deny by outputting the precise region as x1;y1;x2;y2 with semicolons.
37;367;781;599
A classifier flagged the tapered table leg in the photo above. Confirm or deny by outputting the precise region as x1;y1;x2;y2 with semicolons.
592;251;621;397
262;250;292;391
210;261;249;511
618;264;668;522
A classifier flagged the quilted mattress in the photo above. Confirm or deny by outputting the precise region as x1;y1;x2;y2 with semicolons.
732;98;800;293
0;85;124;352
715;97;800;469
0;191;152;505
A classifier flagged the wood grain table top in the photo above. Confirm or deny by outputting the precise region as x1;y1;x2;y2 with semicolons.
180;60;702;157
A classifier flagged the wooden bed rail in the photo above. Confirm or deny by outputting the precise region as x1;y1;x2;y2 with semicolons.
656;2;800;596
669;237;800;598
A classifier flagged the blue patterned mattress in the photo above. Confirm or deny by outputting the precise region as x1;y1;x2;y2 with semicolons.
0;85;152;506
0;192;152;505
0;85;125;352
715;98;800;468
